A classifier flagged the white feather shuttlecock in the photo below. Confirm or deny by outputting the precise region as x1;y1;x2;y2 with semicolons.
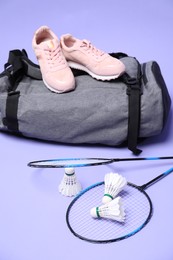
58;168;82;197
102;172;127;204
90;196;125;222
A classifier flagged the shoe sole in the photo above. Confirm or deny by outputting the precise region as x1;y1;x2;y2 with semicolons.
43;78;65;93
68;61;124;81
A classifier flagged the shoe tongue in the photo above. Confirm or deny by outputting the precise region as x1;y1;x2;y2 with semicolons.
40;39;57;50
47;40;55;49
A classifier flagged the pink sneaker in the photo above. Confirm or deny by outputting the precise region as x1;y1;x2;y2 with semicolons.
60;34;125;81
32;26;75;93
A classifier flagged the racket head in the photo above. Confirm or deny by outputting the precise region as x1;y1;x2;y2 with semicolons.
27;158;113;168
66;182;153;243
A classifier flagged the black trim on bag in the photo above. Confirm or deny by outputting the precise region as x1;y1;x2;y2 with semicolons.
142;63;148;85
151;62;171;126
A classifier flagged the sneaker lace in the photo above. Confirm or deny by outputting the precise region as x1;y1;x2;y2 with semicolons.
46;44;66;69
80;40;105;57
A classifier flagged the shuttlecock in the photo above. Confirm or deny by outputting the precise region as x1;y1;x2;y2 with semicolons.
102;172;127;204
58;167;82;197
90;196;125;222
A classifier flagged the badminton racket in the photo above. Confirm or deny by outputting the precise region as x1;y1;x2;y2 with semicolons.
66;166;173;243
27;156;173;168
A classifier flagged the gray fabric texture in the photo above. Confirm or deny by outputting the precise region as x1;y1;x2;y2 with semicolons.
0;56;169;146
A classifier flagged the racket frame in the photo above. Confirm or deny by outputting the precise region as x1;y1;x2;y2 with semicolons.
66;181;153;243
27;156;173;168
66;167;173;243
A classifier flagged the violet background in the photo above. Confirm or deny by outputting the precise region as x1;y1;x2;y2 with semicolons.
0;1;173;259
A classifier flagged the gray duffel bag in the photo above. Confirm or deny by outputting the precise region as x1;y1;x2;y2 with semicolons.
0;49;171;154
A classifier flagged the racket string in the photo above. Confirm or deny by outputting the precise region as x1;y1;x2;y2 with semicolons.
66;183;152;242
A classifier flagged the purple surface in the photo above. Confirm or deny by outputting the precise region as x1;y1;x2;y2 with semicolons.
0;0;173;259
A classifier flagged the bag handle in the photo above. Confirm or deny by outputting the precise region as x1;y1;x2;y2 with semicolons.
3;49;42;133
4;50;25;91
125;74;142;155
122;57;143;155
4;49;42;91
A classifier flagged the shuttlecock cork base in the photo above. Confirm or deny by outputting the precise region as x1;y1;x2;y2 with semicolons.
90;196;125;222
58;167;82;197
